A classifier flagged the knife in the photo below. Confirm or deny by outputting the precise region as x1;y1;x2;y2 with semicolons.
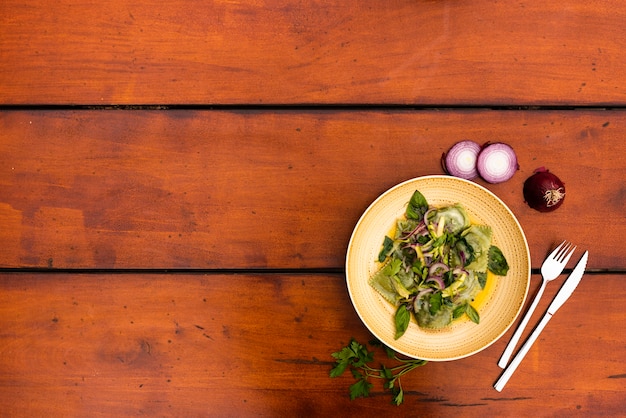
494;250;589;392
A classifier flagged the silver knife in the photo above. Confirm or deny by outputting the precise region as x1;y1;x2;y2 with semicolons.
494;250;589;392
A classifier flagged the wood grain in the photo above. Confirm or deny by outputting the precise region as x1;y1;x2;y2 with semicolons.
0;272;622;417
1;109;624;269
1;0;626;105
2;1;624;416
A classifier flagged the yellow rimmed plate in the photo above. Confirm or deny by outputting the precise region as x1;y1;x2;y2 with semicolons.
346;175;530;361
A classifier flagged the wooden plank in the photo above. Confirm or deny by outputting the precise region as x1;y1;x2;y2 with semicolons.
1;109;624;269
1;0;626;105
0;272;622;416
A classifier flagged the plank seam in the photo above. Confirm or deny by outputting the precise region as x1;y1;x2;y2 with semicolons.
0;268;623;275
0;104;623;111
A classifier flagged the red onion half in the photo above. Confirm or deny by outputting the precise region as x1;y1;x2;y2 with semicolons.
523;167;566;212
476;142;519;184
442;140;481;180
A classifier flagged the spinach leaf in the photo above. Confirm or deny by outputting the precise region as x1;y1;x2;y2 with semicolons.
406;190;429;221
488;245;509;276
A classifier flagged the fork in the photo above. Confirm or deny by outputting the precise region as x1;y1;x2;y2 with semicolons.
497;240;576;368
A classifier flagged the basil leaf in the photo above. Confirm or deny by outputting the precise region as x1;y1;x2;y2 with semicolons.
394;305;411;340
406;190;428;221
377;236;394;263
452;303;467;319
488;245;509;276
476;271;488;289
465;304;480;324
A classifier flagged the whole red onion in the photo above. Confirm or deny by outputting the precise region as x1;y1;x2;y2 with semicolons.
523;168;566;212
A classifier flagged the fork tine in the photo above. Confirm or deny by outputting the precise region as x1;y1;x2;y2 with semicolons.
555;242;570;259
559;243;576;264
555;242;572;260
548;240;566;259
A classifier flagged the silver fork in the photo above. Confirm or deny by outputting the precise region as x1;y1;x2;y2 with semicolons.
497;240;576;368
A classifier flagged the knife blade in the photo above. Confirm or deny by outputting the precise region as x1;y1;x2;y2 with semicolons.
494;250;589;392
546;250;589;315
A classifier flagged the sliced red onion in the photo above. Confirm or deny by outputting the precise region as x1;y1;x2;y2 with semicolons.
442;140;482;180
426;276;445;290
429;262;450;276
453;267;468;276
458;249;467;266
423;208;437;224
476;142;518;183
400;220;427;239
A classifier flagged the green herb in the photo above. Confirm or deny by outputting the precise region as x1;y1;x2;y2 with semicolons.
488;245;509;276
378;236;394;262
370;191;510;337
330;339;427;405
383;257;403;277
405;190;429;221
394;305;411;339
452;303;467;319
449;302;480;323
476;271;487;289
465;303;480;324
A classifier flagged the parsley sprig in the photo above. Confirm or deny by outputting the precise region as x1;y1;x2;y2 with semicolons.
330;339;427;405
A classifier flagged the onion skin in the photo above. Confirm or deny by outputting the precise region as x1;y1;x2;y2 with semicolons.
523;168;566;212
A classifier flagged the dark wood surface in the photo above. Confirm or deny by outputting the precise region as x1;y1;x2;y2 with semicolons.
1;1;624;416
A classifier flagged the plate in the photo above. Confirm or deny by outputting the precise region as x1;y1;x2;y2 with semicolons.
346;175;530;361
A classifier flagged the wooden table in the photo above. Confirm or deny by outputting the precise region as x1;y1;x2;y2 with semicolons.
1;1;624;416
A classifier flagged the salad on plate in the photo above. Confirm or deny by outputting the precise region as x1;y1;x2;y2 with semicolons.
370;189;509;339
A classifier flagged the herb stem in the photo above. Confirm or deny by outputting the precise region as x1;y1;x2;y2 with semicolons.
330;339;428;405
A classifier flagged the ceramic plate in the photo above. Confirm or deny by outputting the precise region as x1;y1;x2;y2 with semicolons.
346;175;530;361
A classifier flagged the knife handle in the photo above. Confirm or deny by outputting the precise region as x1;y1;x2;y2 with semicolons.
498;281;547;368
494;312;552;392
